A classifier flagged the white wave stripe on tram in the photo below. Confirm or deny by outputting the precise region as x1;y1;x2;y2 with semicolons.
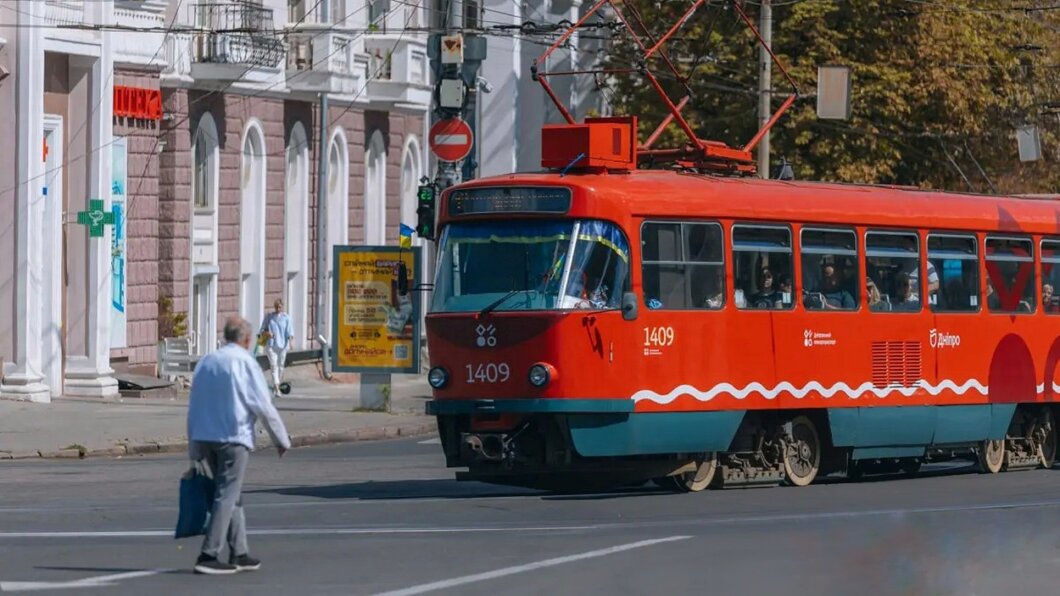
630;379;990;405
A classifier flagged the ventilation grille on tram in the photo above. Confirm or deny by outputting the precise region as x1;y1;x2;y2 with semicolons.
871;341;922;388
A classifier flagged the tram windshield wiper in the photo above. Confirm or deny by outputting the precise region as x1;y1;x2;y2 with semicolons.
478;289;528;317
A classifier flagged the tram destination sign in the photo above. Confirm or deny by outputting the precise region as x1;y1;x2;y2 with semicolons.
448;187;571;216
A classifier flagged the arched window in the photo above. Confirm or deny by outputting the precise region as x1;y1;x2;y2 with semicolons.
365;130;387;245
240;121;267;328
400;136;421;230
324;128;349;342
285;122;310;350
190;113;220;355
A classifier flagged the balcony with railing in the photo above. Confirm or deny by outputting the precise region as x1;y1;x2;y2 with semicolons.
41;0;99;45
285;0;367;96
189;1;285;83
363;32;431;109
285;31;367;95
113;1;167;66
43;0;86;26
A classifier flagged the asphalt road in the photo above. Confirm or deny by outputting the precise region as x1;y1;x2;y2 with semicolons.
1;438;1058;596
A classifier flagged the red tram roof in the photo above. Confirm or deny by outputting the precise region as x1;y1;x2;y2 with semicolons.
442;171;1060;236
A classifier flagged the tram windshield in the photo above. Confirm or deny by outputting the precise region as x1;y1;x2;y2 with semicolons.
431;219;630;313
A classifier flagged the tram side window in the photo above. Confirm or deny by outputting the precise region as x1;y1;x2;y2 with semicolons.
927;234;979;312
801;228;858;311
985;237;1035;313
732;225;793;310
864;231;921;313
1042;239;1060;314
641;221;724;310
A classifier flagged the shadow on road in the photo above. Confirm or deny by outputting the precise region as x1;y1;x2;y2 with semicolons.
247;478;539;501
248;478;673;501
249;462;999;502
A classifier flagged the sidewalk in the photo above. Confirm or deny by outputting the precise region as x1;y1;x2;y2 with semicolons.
0;365;436;460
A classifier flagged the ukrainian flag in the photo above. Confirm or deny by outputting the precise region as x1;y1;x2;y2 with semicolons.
399;223;415;248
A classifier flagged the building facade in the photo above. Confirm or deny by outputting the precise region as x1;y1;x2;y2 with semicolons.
474;0;609;177
0;0;430;402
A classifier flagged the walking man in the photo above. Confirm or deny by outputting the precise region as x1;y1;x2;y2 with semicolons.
259;299;294;396
187;316;291;575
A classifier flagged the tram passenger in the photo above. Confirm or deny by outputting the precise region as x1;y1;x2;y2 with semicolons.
904;237;938;302
805;263;855;310
985;278;1001;310
1044;283;1058;313
892;272;918;311
778;274;792;297
867;278;889;312
696;268;724;309
750;268;782;309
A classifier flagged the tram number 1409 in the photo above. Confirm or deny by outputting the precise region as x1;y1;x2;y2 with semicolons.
643;326;675;347
465;363;511;384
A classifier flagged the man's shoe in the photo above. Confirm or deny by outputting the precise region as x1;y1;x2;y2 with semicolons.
230;554;262;572
194;554;238;575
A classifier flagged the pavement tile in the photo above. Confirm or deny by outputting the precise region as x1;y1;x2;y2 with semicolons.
156;441;186;454
40;449;83;459
87;446;128;457
125;443;161;455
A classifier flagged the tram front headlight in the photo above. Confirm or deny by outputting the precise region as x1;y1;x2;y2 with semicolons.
428;367;449;389
528;363;553;387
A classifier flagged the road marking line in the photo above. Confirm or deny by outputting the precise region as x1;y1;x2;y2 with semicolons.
373;536;691;596
0;525;599;539
0;568;174;592
417;438;441;445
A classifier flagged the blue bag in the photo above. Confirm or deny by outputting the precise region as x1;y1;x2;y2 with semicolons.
174;462;215;539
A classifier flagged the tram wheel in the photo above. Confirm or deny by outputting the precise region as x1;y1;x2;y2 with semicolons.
1033;408;1057;469
665;453;719;492
977;439;1006;474
782;416;821;487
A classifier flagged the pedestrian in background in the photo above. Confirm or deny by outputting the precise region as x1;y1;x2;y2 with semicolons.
187;316;291;575
259;299;294;396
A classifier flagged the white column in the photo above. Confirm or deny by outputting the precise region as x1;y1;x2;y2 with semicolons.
64;0;118;397
1;0;50;402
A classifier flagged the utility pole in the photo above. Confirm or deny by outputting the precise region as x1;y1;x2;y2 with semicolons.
427;1;487;191
757;0;772;178
314;93;332;378
440;0;464;188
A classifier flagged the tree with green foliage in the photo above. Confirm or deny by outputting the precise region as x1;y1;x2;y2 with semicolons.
603;0;1059;194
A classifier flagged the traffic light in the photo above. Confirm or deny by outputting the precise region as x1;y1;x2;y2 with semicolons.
416;183;436;240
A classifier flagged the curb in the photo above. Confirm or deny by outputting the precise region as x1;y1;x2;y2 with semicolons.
4;419;437;461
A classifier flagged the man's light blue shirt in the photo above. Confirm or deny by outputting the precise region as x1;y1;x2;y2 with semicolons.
187;343;291;451
260;311;294;351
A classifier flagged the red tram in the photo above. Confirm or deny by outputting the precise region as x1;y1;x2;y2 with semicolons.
424;167;1059;489
423;1;1058;490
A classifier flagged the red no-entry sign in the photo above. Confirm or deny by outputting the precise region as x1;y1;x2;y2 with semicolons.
429;118;473;162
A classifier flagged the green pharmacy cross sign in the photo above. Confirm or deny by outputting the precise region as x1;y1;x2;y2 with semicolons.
76;200;116;238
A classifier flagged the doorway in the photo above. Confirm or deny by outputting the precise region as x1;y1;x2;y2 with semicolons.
191;273;216;355
42;115;64;395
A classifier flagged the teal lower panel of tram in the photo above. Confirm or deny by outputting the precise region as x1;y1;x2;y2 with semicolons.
566;412;745;457
828;404;1016;450
427;400;1019;458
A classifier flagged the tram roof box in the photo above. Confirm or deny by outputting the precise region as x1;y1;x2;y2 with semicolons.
541;117;637;172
